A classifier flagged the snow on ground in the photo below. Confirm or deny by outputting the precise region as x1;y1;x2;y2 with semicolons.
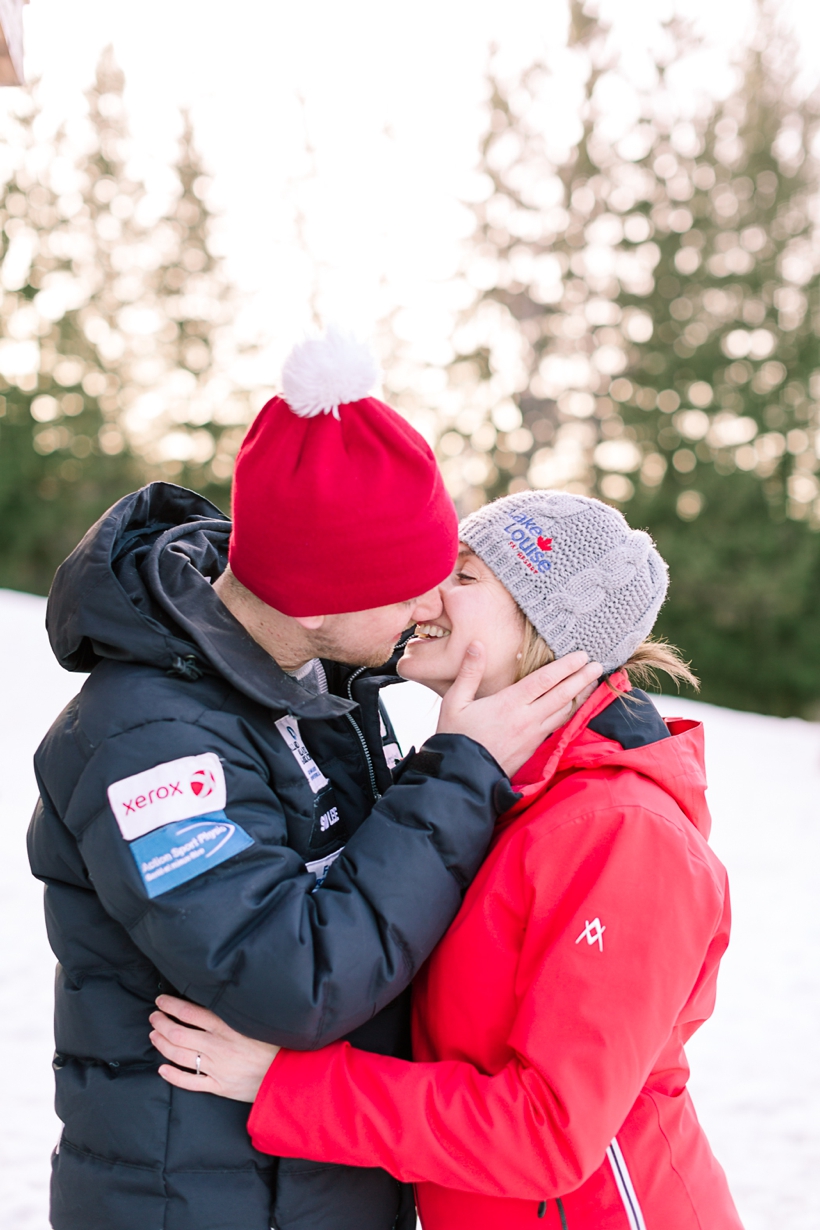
0;591;80;1230
1;587;818;1230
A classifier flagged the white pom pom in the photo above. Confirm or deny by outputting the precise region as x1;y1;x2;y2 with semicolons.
281;327;381;419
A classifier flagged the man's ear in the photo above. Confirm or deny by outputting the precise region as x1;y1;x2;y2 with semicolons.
293;614;326;631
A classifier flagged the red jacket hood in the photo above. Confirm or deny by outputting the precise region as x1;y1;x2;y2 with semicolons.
509;673;711;840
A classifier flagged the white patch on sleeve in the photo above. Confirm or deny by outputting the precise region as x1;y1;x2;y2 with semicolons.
107;752;227;841
274;715;330;793
383;742;402;770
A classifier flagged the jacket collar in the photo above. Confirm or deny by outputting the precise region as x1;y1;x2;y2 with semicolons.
144;522;357;720
511;672;631;798
507;673;711;838
48;481;403;720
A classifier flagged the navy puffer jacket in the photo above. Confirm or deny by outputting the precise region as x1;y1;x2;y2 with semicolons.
28;483;507;1230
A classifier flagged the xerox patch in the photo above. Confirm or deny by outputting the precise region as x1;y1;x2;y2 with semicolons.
128;812;254;898
107;753;227;840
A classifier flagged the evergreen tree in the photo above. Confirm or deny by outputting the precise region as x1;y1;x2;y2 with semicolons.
435;1;820;715
0;48;253;594
114;101;255;508
0;73;141;593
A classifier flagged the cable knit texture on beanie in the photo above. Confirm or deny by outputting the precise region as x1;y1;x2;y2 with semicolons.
459;491;669;673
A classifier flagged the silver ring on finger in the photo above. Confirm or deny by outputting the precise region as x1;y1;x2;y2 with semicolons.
195;1053;202;1077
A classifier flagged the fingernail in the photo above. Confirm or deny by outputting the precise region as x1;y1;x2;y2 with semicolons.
466;644;480;657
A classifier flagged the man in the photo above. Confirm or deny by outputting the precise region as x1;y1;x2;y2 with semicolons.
28;331;599;1230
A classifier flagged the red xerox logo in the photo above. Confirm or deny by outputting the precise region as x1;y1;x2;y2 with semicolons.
190;768;216;798
120;780;183;814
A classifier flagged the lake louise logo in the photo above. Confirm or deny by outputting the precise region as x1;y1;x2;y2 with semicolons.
504;514;554;576
107;752;228;842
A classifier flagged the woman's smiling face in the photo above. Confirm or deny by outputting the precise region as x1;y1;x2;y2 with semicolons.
397;544;525;698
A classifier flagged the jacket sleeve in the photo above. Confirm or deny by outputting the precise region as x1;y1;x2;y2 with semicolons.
246;805;730;1197
33;720;504;1048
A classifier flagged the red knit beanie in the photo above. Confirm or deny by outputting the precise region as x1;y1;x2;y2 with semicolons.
228;329;458;616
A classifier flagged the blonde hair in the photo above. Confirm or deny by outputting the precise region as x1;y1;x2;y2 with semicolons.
513;614;699;693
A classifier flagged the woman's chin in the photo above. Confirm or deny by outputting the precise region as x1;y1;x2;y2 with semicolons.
397;648;452;694
397;650;425;683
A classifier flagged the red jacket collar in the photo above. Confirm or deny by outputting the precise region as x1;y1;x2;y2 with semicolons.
506;673;711;839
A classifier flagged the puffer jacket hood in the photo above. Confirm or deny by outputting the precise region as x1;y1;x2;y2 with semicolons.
47;481;355;719
509;672;711;840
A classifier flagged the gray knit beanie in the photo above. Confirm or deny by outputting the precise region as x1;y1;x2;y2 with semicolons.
458;491;668;673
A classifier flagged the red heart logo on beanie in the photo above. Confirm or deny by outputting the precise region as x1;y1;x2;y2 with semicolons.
537;536;553;551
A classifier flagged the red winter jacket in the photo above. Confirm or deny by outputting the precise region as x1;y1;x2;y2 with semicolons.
249;679;744;1230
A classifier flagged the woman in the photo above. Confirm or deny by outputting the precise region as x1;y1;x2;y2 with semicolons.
150;491;743;1230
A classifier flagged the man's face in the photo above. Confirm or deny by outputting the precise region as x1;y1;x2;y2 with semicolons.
309;588;444;668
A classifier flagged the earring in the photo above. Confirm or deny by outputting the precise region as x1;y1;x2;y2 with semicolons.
516;652;522;660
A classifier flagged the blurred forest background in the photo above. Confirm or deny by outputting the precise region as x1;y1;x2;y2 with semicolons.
1;1;820;717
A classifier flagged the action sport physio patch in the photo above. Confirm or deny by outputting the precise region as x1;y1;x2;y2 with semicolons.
128;813;254;899
107;752;228;841
274;715;329;793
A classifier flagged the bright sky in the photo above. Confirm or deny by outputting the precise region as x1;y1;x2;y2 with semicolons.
11;0;820;382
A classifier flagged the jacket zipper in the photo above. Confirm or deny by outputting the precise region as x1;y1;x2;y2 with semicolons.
606;1139;646;1230
345;667;381;802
